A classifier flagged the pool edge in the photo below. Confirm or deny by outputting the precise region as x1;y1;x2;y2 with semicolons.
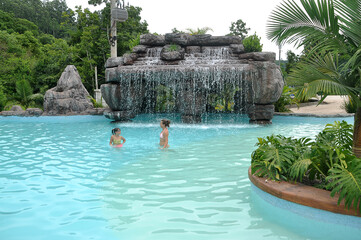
248;166;361;217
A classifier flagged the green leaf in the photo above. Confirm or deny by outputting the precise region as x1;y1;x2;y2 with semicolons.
326;158;361;213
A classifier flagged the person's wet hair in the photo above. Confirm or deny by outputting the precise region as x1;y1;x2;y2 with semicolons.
112;128;120;135
161;119;171;127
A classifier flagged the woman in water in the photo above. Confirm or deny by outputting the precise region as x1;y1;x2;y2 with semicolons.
109;128;126;147
159;119;170;149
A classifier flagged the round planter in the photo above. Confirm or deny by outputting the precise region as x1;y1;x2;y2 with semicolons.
248;166;360;217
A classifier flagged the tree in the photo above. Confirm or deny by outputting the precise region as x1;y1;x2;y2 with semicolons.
243;33;263;52
228;19;250;40
267;0;361;156
285;50;300;74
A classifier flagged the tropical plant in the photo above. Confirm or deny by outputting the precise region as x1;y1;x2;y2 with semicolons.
155;85;175;112
243;33;263;52
171;28;185;34
274;85;295;112
167;44;180;52
267;0;361;156
228;19;250;40
326;158;361;213
342;98;357;113
252;121;361;213
185;27;213;35
14;79;44;109
89;96;103;108
0;88;7;111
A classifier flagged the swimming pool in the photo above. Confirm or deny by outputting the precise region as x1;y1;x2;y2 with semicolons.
0;114;359;240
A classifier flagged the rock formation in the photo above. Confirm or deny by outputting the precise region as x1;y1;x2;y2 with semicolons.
43;65;94;115
101;33;284;123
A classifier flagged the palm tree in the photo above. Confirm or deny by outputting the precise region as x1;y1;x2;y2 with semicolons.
267;0;361;156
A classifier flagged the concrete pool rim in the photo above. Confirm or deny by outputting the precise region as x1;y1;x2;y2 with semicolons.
248;166;360;217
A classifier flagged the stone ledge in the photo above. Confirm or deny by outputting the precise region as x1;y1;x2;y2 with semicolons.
274;112;354;117
248;166;360;217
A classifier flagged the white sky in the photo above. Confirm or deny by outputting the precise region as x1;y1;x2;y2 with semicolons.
66;0;302;60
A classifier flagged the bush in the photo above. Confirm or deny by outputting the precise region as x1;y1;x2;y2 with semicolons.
342;99;357;113
251;120;361;213
0;88;7;111
243;33;263;52
274;85;294;112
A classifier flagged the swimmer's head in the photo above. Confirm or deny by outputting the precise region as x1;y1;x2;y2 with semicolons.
112;128;121;135
161;119;171;128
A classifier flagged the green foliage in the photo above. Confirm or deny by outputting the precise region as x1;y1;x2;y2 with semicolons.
207;84;238;112
116;5;149;56
167;44;180;52
171;28;185;34
0;10;39;35
228;19;250;40
285;50;300;74
342;99;357;113
267;0;361;132
0;1;148;108
274;85;294;112
243;33;263;52
186;27;213;35
89;96;103;108
0;0;71;38
155;85;175;112
326;158;361;213
0;88;7;111
251;120;361;213
15;79;33;108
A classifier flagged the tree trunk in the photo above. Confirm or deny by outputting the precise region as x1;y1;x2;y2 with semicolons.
353;107;361;157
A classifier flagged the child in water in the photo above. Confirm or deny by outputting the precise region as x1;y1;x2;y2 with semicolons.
109;128;126;147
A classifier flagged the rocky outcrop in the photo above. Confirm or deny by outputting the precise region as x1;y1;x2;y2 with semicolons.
0;106;43;116
102;33;283;124
164;33;242;46
140;34;165;46
105;57;123;68
160;45;185;61
239;52;276;62
43;65;94;115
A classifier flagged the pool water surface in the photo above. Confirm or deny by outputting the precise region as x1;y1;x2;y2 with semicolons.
0;114;359;240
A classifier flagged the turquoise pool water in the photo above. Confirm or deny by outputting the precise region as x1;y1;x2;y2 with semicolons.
0;114;360;240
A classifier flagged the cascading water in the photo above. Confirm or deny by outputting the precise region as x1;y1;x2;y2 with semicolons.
102;33;283;123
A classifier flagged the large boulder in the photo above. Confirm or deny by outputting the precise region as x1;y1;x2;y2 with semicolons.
105;57;123;68
160;45;185;61
43;65;93;115
248;62;284;105
239;52;276;62
140;34;165;46
164;33;242;46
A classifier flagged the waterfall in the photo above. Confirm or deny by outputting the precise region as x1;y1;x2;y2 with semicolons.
102;34;283;123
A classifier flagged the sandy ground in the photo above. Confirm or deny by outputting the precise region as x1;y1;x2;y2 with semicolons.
288;95;352;116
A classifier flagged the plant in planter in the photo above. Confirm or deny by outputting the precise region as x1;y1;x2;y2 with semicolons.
251;120;361;213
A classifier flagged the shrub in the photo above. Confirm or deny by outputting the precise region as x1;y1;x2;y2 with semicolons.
251;120;361;213
243;33;263;52
274;85;294;112
342;99;357;113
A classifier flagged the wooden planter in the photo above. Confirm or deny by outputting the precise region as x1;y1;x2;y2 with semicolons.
248;167;361;217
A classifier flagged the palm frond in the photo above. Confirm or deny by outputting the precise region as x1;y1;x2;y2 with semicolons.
267;0;340;46
334;0;361;46
326;158;361;213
